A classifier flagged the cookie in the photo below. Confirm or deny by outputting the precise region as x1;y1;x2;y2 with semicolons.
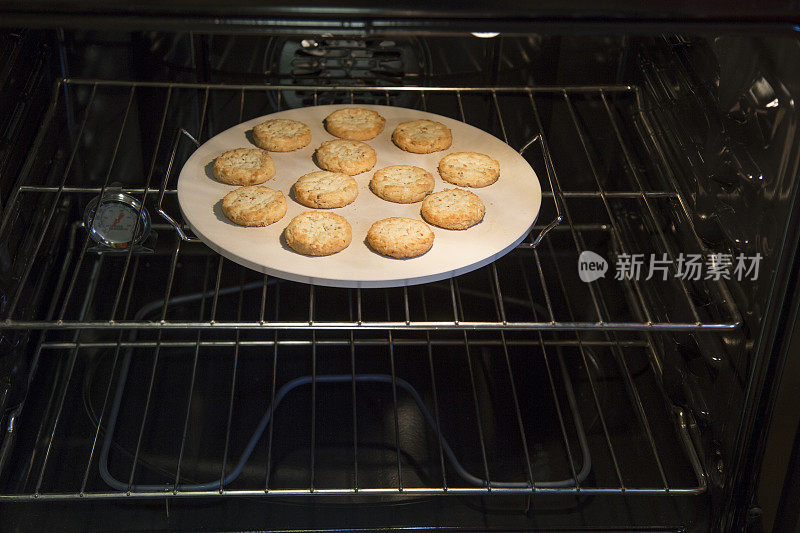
315;139;377;175
293;171;358;209
392;119;452;154
438;152;500;188
284;211;352;256
367;217;435;259
325;108;386;141
420;188;485;230
252;119;312;152
370;165;435;204
212;148;275;186
221;185;287;227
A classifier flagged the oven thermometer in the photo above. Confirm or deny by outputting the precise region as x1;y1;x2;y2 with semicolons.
84;191;151;249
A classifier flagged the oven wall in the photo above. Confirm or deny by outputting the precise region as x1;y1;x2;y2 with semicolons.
0;26;798;532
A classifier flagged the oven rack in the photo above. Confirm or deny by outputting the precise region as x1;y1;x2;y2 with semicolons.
2;328;706;499
0;80;741;331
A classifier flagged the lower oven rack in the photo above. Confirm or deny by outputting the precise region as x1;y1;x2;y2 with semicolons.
3;328;706;499
0;79;741;332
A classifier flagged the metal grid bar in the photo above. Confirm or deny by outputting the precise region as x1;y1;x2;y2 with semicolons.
309;330;317;491
420;286;448;490
454;279;493;488
219;269;245;492
384;294;404;490
62;79;639;93
38;339;648;349
0;487;708;500
126;336;164;490
264;282;281;492
517;255;581;489
174;256;212;491
348;295;359;491
11;320;734;331
16;186;680;198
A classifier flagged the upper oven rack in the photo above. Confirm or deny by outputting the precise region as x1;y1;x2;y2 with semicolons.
0;79;741;331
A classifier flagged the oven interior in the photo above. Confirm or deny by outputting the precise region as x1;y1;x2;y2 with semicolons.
0;29;798;531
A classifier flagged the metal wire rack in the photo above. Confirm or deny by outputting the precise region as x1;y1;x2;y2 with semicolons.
3;315;707;499
0;79;719;499
0;79;741;331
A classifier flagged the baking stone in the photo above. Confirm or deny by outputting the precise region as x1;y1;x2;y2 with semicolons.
177;104;541;288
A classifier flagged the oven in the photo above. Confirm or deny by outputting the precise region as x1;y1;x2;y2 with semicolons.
0;3;799;531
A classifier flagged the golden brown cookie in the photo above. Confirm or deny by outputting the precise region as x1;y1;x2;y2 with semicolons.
293;170;358;209
284;211;352;256
420;188;485;230
315;139;377;175
212;148;275;186
221;185;287;227
370;165;435;204
438;151;500;188
325;108;386;141
252;119;312;152
367;217;435;259
392;119;452;154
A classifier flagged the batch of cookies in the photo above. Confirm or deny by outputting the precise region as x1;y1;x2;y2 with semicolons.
213;108;499;259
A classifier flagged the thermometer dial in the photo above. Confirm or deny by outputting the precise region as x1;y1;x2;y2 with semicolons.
84;192;151;249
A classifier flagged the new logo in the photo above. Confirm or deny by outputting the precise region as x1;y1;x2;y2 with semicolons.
578;250;608;282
